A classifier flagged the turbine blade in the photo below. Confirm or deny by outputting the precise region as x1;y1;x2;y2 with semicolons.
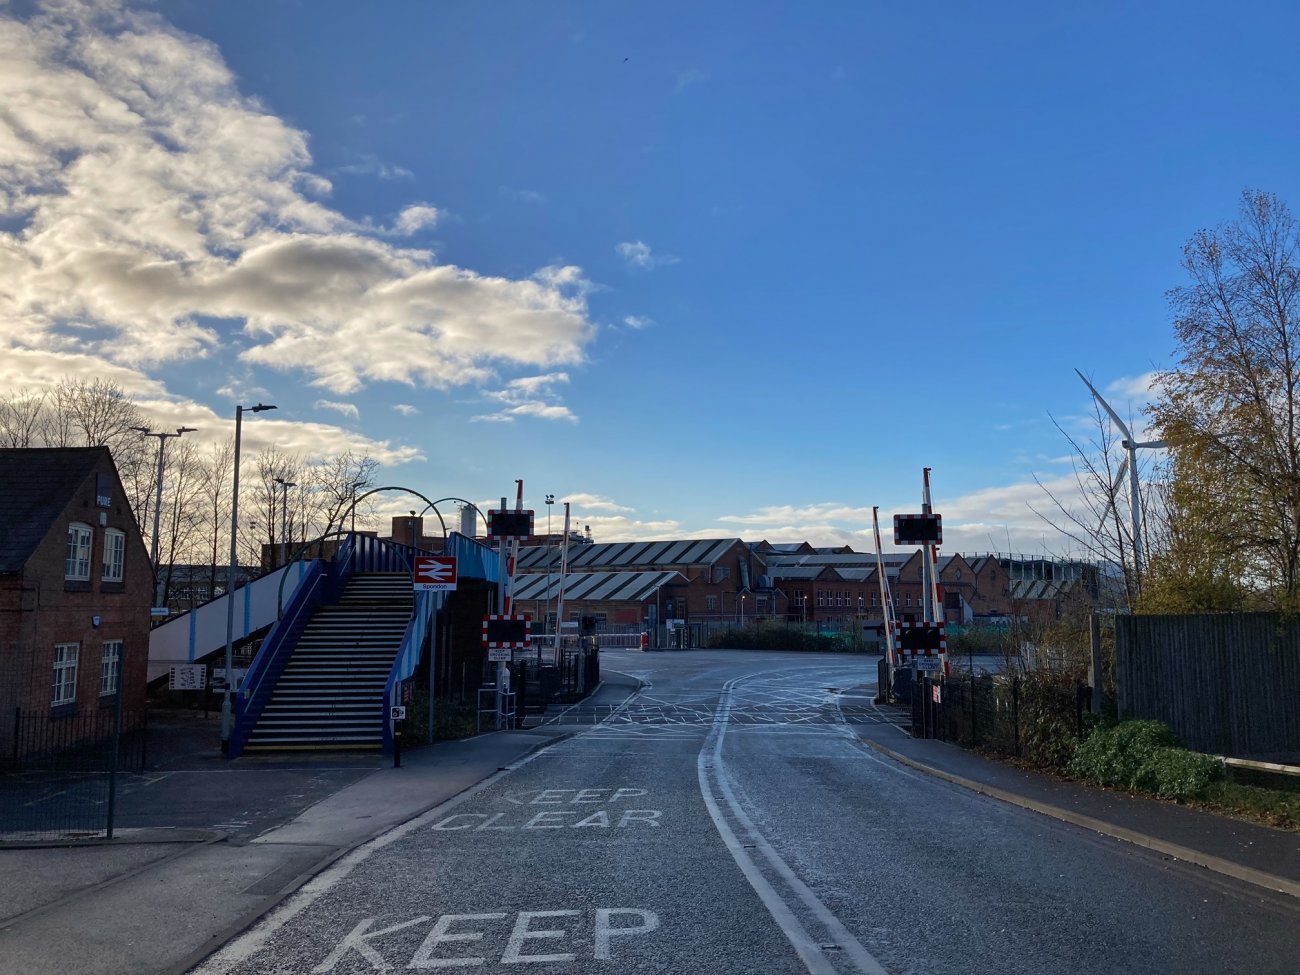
1076;368;1132;439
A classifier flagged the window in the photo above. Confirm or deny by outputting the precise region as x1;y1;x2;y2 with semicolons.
706;595;718;612
816;590;825;607
53;643;79;705
102;529;125;582
66;524;92;580
101;641;122;696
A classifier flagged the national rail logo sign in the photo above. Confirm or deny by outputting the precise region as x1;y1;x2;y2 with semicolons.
413;555;458;591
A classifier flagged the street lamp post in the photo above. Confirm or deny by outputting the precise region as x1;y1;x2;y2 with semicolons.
222;403;276;754
136;425;197;611
274;477;296;567
545;494;555;639
739;593;746;627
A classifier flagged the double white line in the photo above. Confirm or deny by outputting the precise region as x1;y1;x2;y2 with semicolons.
697;675;890;975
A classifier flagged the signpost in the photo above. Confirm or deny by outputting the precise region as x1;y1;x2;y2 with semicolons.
414;555;458;592
168;664;207;691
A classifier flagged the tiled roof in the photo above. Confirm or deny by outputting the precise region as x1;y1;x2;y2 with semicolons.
0;447;109;573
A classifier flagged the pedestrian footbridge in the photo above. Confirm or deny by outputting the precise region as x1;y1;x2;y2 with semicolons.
148;532;499;756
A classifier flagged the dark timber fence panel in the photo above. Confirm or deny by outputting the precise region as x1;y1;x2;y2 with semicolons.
1117;613;1300;758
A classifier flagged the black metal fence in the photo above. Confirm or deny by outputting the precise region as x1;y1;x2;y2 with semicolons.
509;646;601;720
910;673;1090;764
1;705;148;843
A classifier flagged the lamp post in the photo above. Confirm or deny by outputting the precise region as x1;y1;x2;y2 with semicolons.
222;402;276;754
739;593;746;626
274;477;296;567
545;494;555;638
135;425;197;610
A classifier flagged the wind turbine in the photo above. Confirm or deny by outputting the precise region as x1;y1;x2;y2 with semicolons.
1076;369;1167;577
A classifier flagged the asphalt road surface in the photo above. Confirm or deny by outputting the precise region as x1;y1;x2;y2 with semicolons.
192;649;1298;975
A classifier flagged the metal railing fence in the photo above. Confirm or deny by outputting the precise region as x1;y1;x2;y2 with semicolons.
2;704;147;843
910;673;1089;764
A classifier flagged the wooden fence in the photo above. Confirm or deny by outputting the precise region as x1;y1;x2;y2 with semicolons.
1116;613;1300;758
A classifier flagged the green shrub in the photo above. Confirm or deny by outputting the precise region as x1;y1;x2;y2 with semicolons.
1018;671;1085;770
1068;719;1181;789
1133;746;1224;800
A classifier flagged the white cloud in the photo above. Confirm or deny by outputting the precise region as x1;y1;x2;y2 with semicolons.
0;348;420;465
314;398;359;420
331;154;414;181
616;240;678;270
473;372;576;423
561;493;633;513
622;315;654;329
392;203;439;235
0;4;597;396
393;403;419;416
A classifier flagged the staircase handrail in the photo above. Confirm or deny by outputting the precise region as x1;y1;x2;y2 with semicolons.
276;531;359;617
383;588;440;752
230;559;328;757
379;532;501;752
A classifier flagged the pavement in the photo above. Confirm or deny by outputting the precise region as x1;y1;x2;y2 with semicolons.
840;687;1300;901
0;673;641;975
2;664;1297;975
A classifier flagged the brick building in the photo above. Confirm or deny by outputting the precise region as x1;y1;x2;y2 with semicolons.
0;448;152;743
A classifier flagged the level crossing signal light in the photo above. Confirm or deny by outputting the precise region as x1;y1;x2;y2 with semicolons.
488;509;534;539
483;614;531;648
898;623;945;653
893;513;942;546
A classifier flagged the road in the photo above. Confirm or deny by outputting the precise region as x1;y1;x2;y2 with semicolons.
192;648;1297;975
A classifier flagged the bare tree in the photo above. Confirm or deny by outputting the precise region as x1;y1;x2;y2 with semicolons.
157;439;207;606
302;450;381;539
0;387;49;447
244;446;303;570
1030;397;1160;610
1155;189;1300;608
197;439;234;602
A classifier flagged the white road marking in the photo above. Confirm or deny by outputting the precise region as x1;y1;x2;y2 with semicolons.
594;909;660;960
699;673;892;975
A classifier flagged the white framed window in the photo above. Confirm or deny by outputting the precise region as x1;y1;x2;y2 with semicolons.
66;524;93;580
100;641;122;696
706;595;718;612
102;529;125;582
53;643;79;705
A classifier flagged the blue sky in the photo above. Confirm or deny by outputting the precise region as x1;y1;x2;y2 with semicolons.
3;0;1299;553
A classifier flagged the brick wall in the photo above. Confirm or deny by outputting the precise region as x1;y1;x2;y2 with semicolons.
0;458;151;735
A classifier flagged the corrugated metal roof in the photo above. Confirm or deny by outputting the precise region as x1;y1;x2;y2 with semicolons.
516;538;741;572
512;570;684;603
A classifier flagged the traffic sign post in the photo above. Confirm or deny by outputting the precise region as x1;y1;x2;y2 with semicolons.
414;555;458;591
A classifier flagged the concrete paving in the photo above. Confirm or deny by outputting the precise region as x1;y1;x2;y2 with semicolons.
0;675;646;975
